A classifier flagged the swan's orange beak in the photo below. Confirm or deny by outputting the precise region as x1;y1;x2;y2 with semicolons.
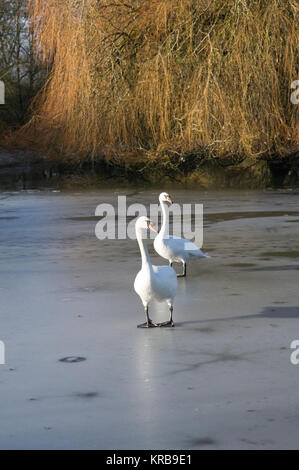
166;196;173;204
148;222;157;232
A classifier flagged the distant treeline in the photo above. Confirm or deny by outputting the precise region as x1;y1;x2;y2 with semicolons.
0;0;46;134
2;0;299;164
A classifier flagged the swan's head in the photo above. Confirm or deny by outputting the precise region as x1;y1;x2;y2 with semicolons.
135;216;157;233
159;192;173;204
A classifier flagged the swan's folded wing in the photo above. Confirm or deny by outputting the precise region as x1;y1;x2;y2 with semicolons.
164;236;200;254
165;236;209;258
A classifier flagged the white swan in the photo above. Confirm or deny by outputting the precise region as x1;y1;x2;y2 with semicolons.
134;216;178;328
154;192;210;277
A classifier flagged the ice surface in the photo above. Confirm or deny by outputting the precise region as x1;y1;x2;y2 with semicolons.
0;188;299;449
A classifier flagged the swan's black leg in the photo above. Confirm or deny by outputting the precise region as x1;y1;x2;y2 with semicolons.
157;305;175;327
177;262;186;278
137;306;158;328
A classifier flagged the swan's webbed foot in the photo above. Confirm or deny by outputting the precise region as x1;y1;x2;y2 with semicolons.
137;319;158;328
157;320;175;327
137;306;159;328
137;307;158;328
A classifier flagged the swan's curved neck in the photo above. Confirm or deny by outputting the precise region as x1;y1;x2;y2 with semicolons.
159;200;169;238
136;228;153;271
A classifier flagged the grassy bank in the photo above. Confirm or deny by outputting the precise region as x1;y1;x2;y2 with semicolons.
0;146;298;190
41;149;299;189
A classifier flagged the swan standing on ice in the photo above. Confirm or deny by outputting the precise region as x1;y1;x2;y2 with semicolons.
134;216;178;328
154;192;210;277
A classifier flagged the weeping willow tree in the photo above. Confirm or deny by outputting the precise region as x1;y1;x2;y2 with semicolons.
21;0;299;161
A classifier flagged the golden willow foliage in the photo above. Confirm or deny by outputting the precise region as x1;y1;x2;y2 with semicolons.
25;0;299;159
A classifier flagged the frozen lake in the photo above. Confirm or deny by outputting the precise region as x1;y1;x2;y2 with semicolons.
0;188;299;449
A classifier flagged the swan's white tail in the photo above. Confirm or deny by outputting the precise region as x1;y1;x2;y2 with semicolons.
189;250;211;259
199;252;210;259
